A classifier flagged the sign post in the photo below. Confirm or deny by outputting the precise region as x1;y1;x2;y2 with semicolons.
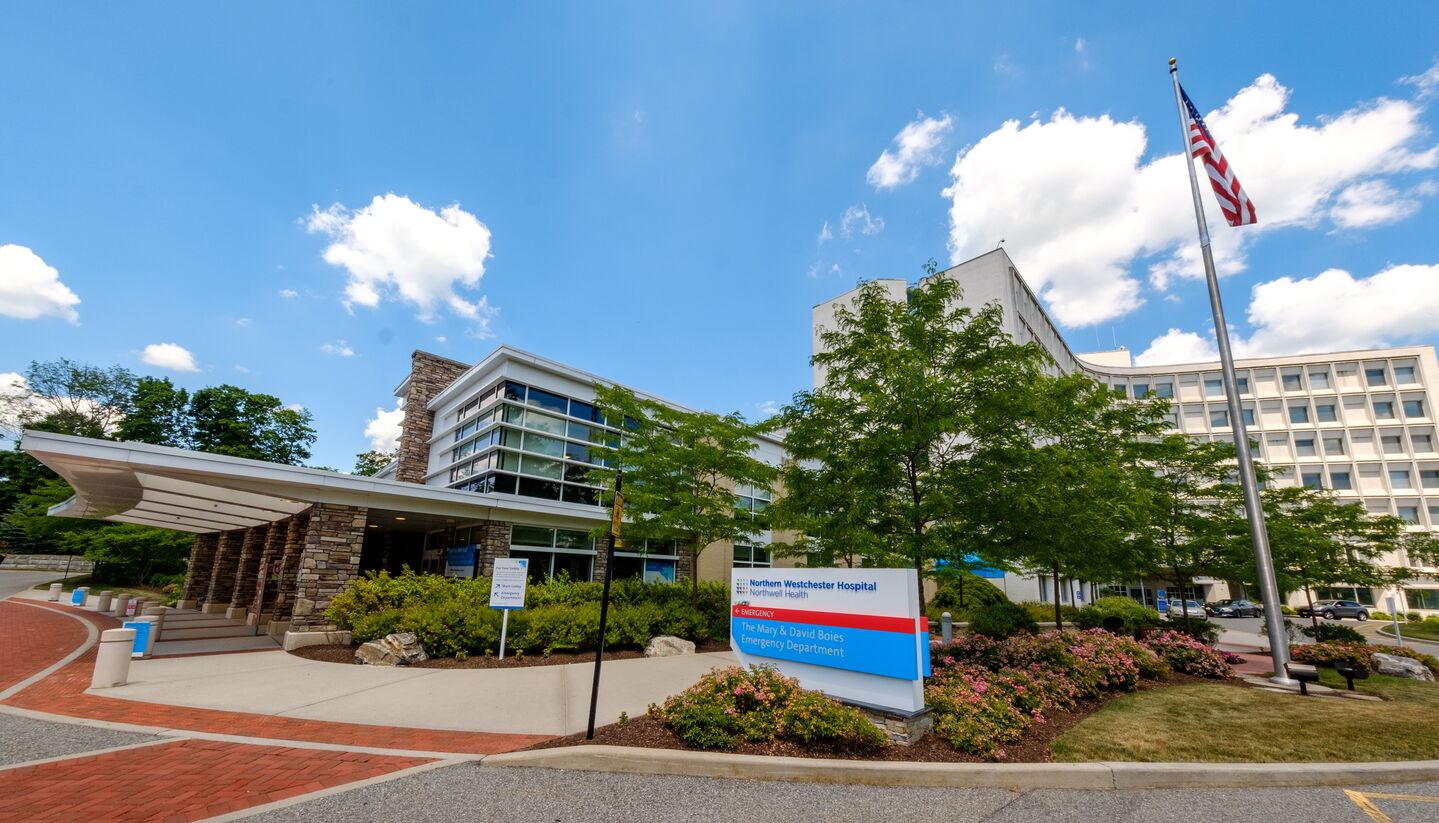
1387;596;1404;648
586;473;622;740
251;560;269;636
488;558;529;659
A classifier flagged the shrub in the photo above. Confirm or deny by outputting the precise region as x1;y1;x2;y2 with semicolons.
1280;605;1297;616
968;601;1039;639
1017;601;1081;624
1301;622;1366;644
1142;630;1232;679
1074;596;1163;637
1370;611;1390;621
651;666;882;752
1157;617;1222;644
1290;642;1372;672
1411;613;1426;622
930;573;1008;611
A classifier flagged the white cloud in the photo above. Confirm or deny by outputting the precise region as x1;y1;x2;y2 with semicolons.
364;405;405;451
278;288;298;299
435;335;447;344
1135;262;1439;365
1403;59;1439;99
235;317;252;328
1074;37;1089;68
1330;180;1421;228
306;193;496;334
141;343;199;372
321;340;355;357
816;221;832;246
867;114;954;190
233;364;251;374
840;204;885;238
945;71;1439;327
1134;328;1219;366
0;245;80;323
756;400;780;416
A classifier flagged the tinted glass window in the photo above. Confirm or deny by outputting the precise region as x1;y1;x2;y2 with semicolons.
512;525;553;547
521;455;563;480
504;381;526;402
561;484;598;505
564;463;593;483
490;472;517;495
1154;383;1174;399
527;388;568;414
523;432;564;457
569;399;598;422
518;477;563;500
564;442;591;463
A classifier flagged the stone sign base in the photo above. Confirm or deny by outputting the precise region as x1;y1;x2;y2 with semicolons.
852;703;933;746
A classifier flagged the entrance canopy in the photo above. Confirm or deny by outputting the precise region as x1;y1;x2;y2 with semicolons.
20;430;596;534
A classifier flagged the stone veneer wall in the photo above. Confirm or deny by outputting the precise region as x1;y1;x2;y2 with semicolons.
270;509;311;621
253;517;289;619
204;529;245;606
394;350;470;485
228;524;269;609
289;502;368;633
180;534;220;606
677;540;696;583
473;520;512;578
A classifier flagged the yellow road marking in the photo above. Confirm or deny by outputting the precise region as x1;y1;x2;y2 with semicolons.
1346;790;1396;823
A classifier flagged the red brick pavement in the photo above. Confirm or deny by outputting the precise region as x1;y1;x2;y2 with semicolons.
0;737;431;822
0;601;88;692
3;600;551;755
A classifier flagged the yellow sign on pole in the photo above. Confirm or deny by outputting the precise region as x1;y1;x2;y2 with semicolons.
611;491;624;537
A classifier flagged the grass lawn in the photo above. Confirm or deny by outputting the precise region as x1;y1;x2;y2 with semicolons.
1052;670;1439;762
1383;622;1439;642
32;575;179;606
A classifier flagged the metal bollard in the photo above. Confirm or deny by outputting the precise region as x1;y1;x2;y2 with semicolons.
91;628;137;688
143;606;166;640
941;611;953;645
95;591;114;612
48;583;63;601
112;594;132;618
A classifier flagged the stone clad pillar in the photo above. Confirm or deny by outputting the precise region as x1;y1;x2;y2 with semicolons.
227;525;269;619
204;529;245;613
270;510;310;623
251;517;289;625
394;350;469;484
285;503;368;649
474;521;512;578
179;533;220;610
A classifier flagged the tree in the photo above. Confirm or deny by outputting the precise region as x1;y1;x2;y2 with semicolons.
772;268;1048;609
353;449;397;476
588;383;778;597
188;385;316;465
1259;484;1411;631
1132;435;1253;623
115;377;191;446
59;523;193;585
960;372;1167;627
2;359;136;436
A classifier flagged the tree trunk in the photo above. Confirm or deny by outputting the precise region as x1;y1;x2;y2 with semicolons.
914;554;926;613
1052;561;1063;630
1305;584;1319;633
957;571;965;608
691;543;700;600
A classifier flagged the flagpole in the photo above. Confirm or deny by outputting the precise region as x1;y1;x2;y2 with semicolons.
1168;57;1293;685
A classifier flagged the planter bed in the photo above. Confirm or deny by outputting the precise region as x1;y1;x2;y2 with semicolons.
289;638;731;669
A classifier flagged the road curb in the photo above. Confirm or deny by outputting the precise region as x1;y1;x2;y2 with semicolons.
485;745;1439;790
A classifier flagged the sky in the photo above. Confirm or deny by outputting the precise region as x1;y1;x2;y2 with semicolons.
3;3;1438;471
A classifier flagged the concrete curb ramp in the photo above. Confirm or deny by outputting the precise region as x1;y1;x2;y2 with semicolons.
486;745;1439;790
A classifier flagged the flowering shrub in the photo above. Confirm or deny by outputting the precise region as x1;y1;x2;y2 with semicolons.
651;666;886;752
1291;642;1439;675
1143;630;1233;679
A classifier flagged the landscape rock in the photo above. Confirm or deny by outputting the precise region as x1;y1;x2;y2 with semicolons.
644;635;696;657
355;632;429;666
1370;652;1435;682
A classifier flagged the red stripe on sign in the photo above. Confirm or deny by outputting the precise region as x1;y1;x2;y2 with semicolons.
731;604;916;634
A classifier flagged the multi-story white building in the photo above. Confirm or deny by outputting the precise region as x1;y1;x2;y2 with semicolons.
815;248;1439;614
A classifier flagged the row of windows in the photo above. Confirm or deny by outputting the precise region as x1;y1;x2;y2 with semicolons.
1117;363;1421;400
1284;466;1439;494
1260;431;1437;459
451;471;603;505
1190;398;1427;429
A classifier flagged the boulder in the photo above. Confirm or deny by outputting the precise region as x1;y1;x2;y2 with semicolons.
1370;652;1435;682
644;635;696;657
354;632;429;666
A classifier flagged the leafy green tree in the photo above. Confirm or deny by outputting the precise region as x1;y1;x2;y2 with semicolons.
960;372;1167;627
2;359;136;436
1132;436;1253;623
115;377;191;446
772;268;1048;608
188;385;316;465
353;449;397;476
59;523;193;585
588;383;778;597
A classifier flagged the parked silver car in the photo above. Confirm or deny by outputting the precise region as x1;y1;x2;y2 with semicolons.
1164;599;1206;619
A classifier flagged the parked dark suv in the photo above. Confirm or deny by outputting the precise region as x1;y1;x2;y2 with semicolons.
1206;598;1264;618
1296;599;1370;621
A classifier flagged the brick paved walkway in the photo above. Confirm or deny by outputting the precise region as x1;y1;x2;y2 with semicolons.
2;600;549;755
0;737;430;822
0;601;88;692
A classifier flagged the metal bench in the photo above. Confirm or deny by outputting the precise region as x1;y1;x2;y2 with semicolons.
1285;662;1319;696
1333;662;1369;692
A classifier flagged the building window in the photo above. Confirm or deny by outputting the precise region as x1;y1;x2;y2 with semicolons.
1204;377;1224;397
1382;435;1405;454
1209;409;1229;428
734;483;773;527
1241;408;1256;426
612;539;680;583
733;544;772;568
1295;438;1317;457
1154;383;1174;399
510;525;597;583
1390;470;1413;489
1404;399;1425;418
1308;370;1331;390
1301;471;1323;489
1430;504;1439;524
1407;589;1439;610
1289;405;1310;424
1317;587;1376;607
1132;382;1149;398
1366;367;1387;387
1316;404;1337;423
1421;469;1439;489
1163;409;1179;429
1375;401;1396;419
1282;373;1302;391
1323;436;1346;455
1395;366;1416;384
1414;434;1434;453
1397;505;1420;524
1236;376;1251;395
1330;471;1352;490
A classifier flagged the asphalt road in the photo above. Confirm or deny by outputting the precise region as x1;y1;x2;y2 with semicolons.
1217;613;1439;655
0;569;64;599
248;763;1439;823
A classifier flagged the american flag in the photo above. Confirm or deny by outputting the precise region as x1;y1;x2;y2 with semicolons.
1181;86;1257;227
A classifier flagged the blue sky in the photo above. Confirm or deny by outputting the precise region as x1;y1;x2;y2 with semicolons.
3;3;1438;470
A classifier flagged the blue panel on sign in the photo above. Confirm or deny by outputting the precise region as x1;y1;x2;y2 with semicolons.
731;618;919;680
123;620;150;658
70;589;85;606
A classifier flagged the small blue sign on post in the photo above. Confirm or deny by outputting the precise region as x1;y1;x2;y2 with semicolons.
1156;590;1169;614
123;620;150;658
70;589;85;606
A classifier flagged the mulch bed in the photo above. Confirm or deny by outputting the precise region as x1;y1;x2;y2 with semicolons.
526;673;1216;763
288;639;730;669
